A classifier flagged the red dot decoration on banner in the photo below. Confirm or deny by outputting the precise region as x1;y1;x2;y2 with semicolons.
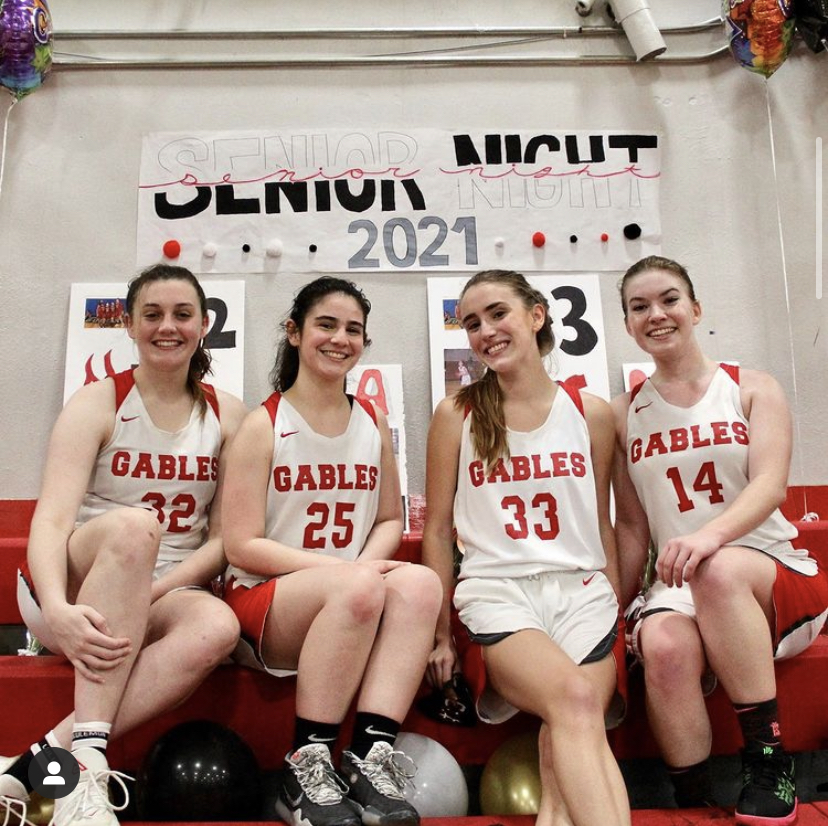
163;240;181;259
600;233;609;243
532;232;546;248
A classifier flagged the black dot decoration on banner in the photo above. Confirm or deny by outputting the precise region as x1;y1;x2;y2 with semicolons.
309;244;318;253
569;235;578;244
624;223;642;240
242;243;251;254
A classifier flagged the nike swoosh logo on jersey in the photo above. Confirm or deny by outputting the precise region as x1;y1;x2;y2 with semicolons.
365;725;396;738
582;573;597;586
121;415;140;422
634;402;653;413
280;430;299;438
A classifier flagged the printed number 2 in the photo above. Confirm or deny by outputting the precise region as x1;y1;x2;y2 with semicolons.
304;502;356;550
141;492;197;532
501;493;559;540
665;462;725;513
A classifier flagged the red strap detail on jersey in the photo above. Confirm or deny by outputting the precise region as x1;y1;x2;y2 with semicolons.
262;392;282;426
719;362;740;385
112;369;136;413
353;394;378;426
201;382;220;419
629;380;647;406
558;378;585;417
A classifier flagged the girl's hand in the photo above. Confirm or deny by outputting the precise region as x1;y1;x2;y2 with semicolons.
355;558;411;575
427;636;459;689
46;602;132;683
657;532;722;587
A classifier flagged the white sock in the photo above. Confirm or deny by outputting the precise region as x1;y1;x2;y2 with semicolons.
71;721;112;753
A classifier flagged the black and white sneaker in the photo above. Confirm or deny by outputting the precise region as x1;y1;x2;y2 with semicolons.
0;756;32;826
735;747;797;826
340;743;419;826
276;745;361;826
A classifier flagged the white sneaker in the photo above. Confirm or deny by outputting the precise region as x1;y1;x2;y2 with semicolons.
50;750;131;826
0;756;33;826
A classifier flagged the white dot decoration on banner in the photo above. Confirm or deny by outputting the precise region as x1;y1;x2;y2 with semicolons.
266;239;283;258
202;242;218;259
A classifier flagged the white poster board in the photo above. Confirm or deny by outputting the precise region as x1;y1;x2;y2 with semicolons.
427;275;609;410
345;364;409;531
64;281;245;403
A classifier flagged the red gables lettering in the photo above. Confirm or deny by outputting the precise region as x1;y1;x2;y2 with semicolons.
629;421;748;464
468;452;587;487
110;451;218;481
272;463;378;492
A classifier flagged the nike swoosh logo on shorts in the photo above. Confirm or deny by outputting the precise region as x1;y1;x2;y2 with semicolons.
634;402;653;413
582;573;597;586
281;430;299;438
121;415;140;422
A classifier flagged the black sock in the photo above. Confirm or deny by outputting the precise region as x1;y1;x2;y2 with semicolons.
348;713;400;760
292;718;340;753
5;749;36;792
668;758;714;807
734;698;783;753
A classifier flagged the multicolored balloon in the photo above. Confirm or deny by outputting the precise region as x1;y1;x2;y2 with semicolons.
0;0;53;101
724;0;796;77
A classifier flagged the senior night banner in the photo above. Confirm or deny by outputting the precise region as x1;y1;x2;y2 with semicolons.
138;129;661;274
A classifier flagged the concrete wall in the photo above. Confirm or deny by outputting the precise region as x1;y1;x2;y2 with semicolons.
1;1;826;503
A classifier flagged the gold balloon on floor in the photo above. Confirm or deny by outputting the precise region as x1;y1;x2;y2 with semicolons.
480;732;541;815
25;793;54;825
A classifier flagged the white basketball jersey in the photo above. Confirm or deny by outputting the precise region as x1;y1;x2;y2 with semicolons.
455;383;606;580
227;393;382;588
625;364;814;574
76;370;222;562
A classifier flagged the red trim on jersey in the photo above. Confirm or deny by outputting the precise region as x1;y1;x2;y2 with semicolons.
112;369;136;413
558;379;585;417
719;362;740;385
262;392;282;426
629;380;646;407
201;382;220;420
353;394;378;427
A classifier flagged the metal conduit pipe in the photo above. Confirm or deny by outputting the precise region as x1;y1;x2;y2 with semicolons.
51;48;728;70
53;17;723;41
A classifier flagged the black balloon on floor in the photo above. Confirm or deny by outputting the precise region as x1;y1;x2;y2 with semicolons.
137;720;262;821
795;0;828;52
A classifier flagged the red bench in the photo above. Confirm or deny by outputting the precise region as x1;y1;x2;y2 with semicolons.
2;499;828;772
